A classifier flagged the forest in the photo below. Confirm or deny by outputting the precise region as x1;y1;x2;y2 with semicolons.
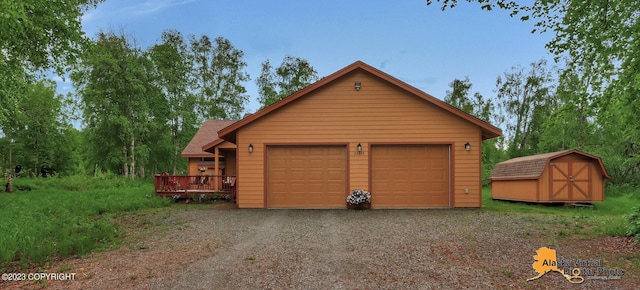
1;0;639;188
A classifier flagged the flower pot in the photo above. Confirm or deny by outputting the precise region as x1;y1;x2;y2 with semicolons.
347;201;371;210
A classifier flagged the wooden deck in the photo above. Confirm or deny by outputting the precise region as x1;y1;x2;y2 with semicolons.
154;174;236;202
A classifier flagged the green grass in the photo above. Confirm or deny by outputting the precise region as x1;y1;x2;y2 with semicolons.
482;185;640;237
0;176;170;271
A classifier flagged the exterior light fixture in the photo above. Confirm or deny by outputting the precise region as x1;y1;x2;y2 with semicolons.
354;82;361;91
357;143;363;154
248;144;254;153
464;142;471;151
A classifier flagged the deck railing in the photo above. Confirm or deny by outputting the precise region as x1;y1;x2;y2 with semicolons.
154;174;236;200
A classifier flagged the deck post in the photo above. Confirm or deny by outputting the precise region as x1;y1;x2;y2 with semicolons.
214;146;219;191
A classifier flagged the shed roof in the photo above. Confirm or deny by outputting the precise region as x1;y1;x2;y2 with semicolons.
490;150;611;180
181;120;237;157
217;61;502;143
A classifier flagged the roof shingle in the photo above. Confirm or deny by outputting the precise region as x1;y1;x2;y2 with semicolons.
490;150;570;180
181;120;236;157
490;150;611;180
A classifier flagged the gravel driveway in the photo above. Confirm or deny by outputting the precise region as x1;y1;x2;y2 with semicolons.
6;207;638;289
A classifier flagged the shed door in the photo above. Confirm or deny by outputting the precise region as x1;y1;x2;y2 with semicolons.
267;146;347;208
371;145;450;207
550;161;592;201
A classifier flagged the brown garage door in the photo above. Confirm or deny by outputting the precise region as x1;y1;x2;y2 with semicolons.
371;145;450;207
267;146;347;208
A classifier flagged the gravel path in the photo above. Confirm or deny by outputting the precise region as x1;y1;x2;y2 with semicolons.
5;206;639;289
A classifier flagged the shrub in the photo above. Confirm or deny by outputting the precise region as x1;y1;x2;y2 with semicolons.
627;206;640;242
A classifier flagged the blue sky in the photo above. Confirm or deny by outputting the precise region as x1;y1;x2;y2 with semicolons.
70;0;554;115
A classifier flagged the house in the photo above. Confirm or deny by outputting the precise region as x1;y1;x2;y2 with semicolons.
181;120;237;176
200;61;502;208
490;150;611;203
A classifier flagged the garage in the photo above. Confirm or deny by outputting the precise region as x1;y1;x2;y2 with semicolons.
371;145;450;207
267;146;347;208
210;61;503;208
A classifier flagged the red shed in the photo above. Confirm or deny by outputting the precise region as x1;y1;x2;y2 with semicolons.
490;150;611;203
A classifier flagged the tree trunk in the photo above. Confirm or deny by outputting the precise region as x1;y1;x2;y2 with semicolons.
123;145;129;177
578;96;586;151
140;164;145;179
129;134;135;179
172;121;178;175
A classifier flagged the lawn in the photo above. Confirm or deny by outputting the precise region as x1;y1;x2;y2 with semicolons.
482;184;640;237
2;176;638;274
0;176;170;271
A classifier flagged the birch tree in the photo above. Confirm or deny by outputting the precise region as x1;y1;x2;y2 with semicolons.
190;35;249;120
149;30;197;174
0;0;103;126
257;56;318;108
72;31;154;178
495;60;555;157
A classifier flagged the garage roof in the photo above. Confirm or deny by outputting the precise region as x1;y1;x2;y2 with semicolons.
217;61;502;143
490;150;611;180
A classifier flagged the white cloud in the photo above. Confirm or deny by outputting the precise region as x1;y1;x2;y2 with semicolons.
82;0;197;25
124;0;197;16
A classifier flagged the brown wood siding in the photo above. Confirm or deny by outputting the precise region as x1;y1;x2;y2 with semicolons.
371;145;449;207
222;150;236;176
188;158;221;176
236;70;482;208
491;179;539;202
217;141;237;149
539;165;550;201
554;155;604;201
267;146;346;208
548;155;603;202
188;158;199;176
188;156;230;176
493;153;606;203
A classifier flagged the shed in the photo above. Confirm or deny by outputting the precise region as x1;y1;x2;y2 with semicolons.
490;150;611;203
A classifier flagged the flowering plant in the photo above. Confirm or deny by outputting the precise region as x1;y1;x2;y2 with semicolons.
347;189;371;205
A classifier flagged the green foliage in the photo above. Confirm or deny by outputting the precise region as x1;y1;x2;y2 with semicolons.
482;187;640;238
628;207;640;241
149;30;198;174
0;81;82;176
443;77;507;185
538;68;598;152
17;81;61;171
70;30;251;177
257;56;319;108
0;176;169;271
0;0;103;125
428;0;640;186
189;35;250;120
481;138;508;186
495;59;555;157
72;30;158;178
